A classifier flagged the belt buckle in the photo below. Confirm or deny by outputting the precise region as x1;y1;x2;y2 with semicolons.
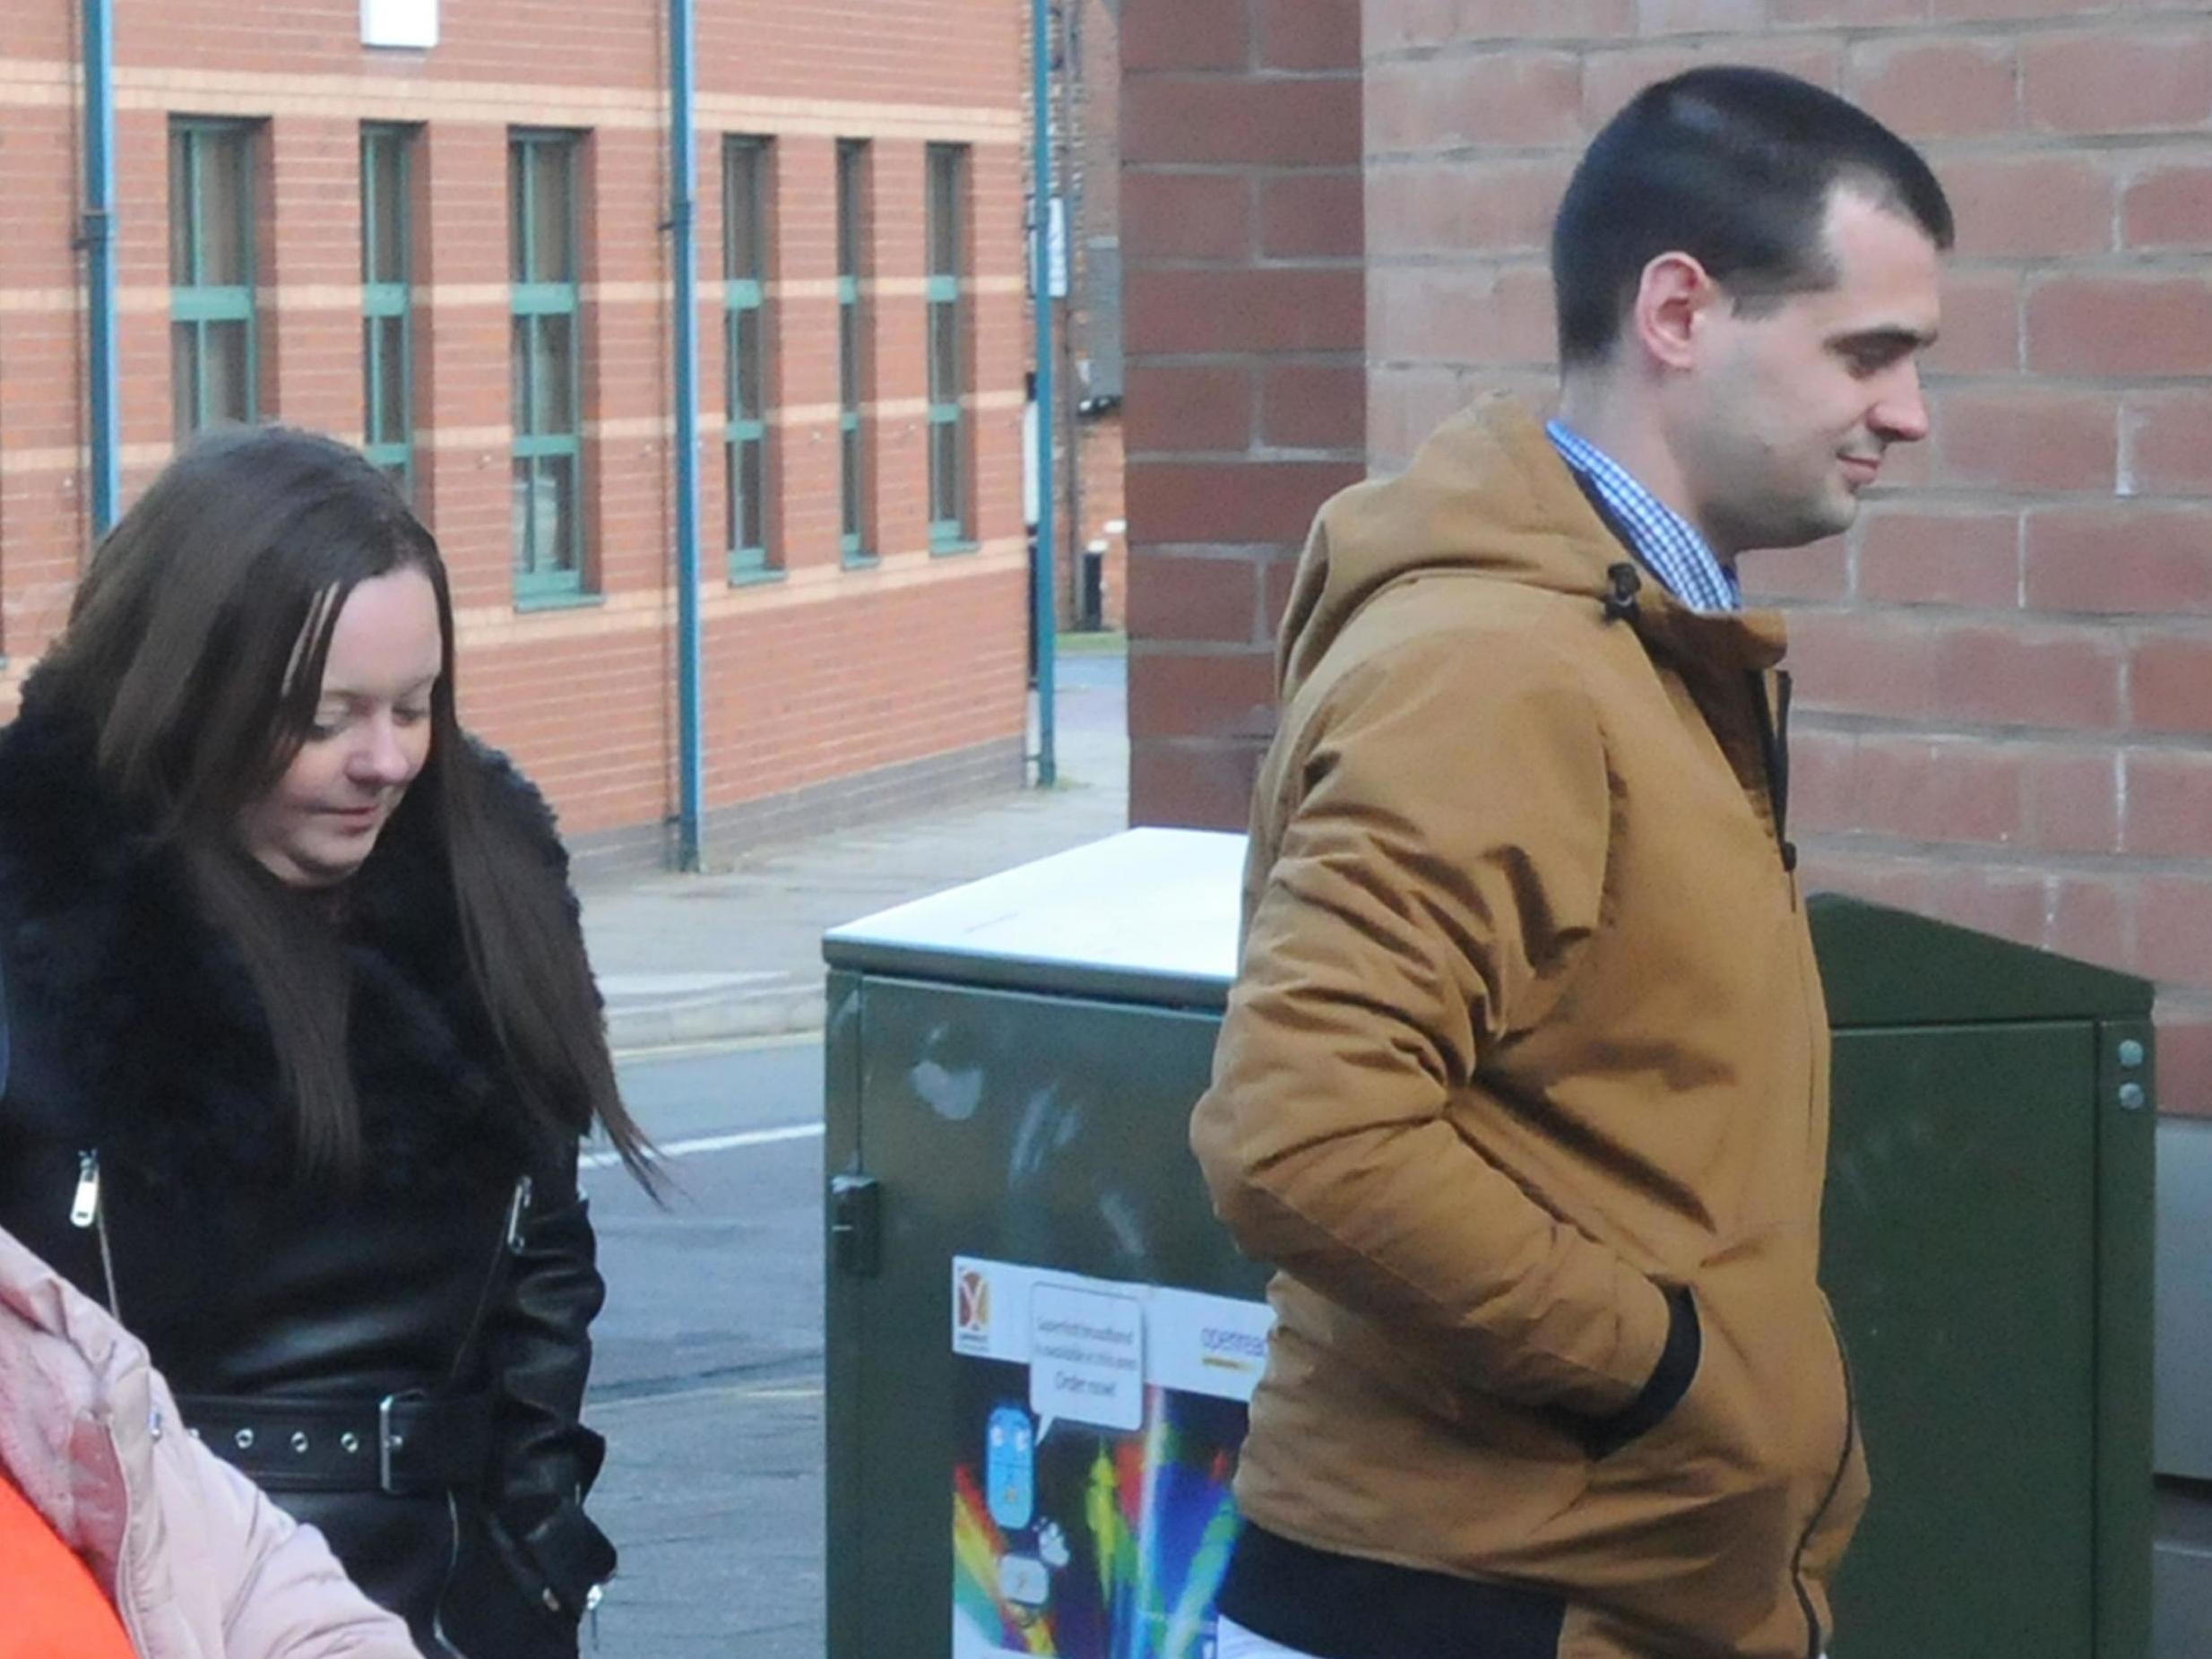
377;1393;403;1495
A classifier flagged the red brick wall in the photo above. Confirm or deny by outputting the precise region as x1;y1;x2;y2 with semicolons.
1124;3;2208;1117
1121;0;1367;828
0;0;1028;857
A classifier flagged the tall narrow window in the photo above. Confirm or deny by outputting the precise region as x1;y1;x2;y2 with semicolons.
169;119;258;438
509;130;586;600
925;143;971;549
836;139;872;563
361;125;416;496
724;136;773;577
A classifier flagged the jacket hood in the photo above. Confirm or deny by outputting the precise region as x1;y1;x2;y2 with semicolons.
1275;394;1790;699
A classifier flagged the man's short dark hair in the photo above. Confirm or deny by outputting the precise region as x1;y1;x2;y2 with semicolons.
1551;65;1954;368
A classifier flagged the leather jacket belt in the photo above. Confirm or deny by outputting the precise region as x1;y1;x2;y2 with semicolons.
177;1391;495;1496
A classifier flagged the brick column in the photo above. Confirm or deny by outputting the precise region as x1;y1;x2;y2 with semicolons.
1120;0;1367;829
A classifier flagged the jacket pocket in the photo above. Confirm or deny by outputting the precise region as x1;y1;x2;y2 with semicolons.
1655;1241;1850;1497
1531;1242;1854;1656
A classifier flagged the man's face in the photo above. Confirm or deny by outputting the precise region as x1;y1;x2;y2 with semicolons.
1677;187;1943;555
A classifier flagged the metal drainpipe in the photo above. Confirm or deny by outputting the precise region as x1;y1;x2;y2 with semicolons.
1030;0;1058;787
81;0;121;538
668;0;705;869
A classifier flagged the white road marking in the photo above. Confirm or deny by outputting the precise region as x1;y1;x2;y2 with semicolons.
609;1031;821;1064
583;1121;825;1170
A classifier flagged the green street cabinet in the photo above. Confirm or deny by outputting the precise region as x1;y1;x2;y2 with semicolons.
823;827;2162;1659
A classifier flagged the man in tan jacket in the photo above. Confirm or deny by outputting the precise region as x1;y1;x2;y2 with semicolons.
1190;66;1951;1659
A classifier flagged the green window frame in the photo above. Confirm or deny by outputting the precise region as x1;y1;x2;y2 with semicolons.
725;135;773;579
836;139;871;564
361;125;416;497
925;143;971;550
169;118;258;439
509;129;588;603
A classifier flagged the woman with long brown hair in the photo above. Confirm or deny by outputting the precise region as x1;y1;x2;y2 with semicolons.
0;427;652;1657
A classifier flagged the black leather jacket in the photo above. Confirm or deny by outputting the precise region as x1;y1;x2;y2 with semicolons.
0;690;616;1657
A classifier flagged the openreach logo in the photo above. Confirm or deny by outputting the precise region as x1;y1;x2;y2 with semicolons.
1199;1323;1267;1372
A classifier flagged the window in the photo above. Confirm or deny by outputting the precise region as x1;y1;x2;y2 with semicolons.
724;136;773;577
361;125;417;496
835;140;871;563
925;143;971;549
509;130;586;601
169;119;258;438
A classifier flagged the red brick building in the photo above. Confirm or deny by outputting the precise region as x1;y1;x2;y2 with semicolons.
1;0;1031;865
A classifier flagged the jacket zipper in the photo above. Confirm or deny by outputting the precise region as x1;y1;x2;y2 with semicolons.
1789;1310;1859;1659
1773;657;1834;1659
100;1421;154;1656
505;1174;534;1253
70;1149;124;1320
1747;669;1797;881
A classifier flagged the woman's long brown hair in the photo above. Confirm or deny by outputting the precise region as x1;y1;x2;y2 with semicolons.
38;427;656;1187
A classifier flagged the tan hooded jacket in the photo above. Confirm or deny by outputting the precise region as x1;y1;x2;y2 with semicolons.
1191;397;1865;1659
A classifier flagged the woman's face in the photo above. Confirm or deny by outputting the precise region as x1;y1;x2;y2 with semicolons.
237;566;444;889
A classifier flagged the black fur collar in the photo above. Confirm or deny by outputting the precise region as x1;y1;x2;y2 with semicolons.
0;681;567;1196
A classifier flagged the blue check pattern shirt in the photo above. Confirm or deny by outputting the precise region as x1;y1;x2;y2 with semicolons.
1545;419;1741;614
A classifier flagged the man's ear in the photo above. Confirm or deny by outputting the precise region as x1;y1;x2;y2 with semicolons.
1629;252;1721;373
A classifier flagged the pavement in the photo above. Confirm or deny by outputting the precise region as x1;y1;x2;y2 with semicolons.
577;646;1131;1052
